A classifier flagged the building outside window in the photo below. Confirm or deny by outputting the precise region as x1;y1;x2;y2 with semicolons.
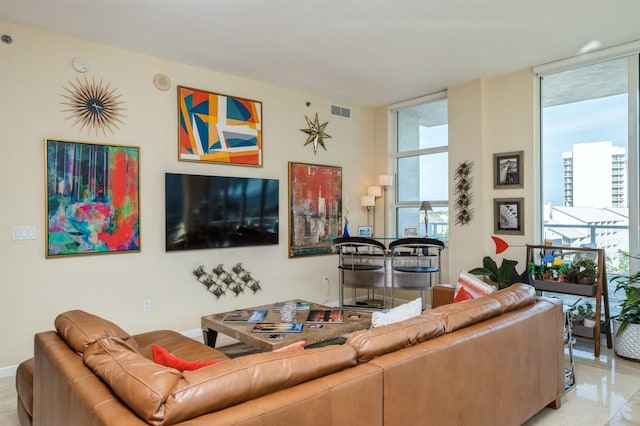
390;92;448;239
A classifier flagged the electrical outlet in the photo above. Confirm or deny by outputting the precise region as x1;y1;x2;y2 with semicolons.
143;299;152;312
323;276;330;286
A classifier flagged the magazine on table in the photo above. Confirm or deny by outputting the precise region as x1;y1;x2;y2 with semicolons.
305;309;343;324
252;322;304;333
223;309;268;323
273;301;312;311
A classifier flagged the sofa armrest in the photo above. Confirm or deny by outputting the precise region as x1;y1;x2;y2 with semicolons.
432;284;455;308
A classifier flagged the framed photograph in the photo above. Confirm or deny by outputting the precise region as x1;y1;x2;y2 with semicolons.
402;226;419;237
177;86;263;167
494;151;523;189
288;162;342;258
358;226;373;238
494;198;524;235
45;139;140;257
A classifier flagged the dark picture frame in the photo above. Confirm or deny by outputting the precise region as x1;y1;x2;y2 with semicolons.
45;138;140;257
494;197;524;235
288;162;342;258
494;151;523;189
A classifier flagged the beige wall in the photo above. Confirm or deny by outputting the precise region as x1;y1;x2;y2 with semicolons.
0;21;539;370
447;69;536;279
0;22;377;368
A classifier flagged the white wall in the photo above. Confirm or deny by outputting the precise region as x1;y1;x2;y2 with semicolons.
0;21;376;367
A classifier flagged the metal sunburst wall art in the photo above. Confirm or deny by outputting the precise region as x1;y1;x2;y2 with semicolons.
300;112;331;154
61;75;127;136
454;161;474;225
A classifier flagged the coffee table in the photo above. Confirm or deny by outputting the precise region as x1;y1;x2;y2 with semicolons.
201;300;372;351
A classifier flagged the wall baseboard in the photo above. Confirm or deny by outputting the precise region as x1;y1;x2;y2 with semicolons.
0;365;18;379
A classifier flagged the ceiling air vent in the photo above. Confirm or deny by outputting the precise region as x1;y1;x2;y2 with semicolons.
330;104;351;119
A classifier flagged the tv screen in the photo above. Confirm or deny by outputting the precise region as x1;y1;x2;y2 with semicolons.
165;173;279;251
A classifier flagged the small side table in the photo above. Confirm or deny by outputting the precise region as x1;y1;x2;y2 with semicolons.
563;306;576;392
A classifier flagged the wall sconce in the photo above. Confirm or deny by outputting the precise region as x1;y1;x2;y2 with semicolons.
361;195;376;228
378;175;393;236
420;201;433;237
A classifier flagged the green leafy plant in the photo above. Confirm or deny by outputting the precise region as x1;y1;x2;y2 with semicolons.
611;252;640;336
469;256;525;290
577;302;595;319
572;257;597;283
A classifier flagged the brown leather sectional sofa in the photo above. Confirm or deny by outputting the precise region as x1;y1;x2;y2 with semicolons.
16;283;564;425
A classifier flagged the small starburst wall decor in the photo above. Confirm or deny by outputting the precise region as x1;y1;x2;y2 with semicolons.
61;75;127;136
300;113;331;154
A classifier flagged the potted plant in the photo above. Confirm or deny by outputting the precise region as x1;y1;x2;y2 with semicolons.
557;264;569;283
610;251;640;360
469;256;527;290
578;302;596;328
572;257;597;284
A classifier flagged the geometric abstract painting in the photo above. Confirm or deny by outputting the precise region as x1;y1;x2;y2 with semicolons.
178;86;263;166
45;139;140;257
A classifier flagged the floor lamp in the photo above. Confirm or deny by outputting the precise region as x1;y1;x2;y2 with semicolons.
378;175;393;237
360;195;375;234
367;185;382;236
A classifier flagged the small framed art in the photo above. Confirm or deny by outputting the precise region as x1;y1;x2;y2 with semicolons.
402;226;419;237
45;138;140;257
494;198;524;235
494;151;523;189
358;226;373;238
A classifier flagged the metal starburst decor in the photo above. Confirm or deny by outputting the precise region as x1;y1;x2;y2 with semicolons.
61;75;127;136
300;113;331;154
193;263;262;299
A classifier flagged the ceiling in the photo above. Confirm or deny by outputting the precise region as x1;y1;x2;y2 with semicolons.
2;0;640;107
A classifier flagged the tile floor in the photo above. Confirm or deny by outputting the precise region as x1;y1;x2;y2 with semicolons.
0;339;638;425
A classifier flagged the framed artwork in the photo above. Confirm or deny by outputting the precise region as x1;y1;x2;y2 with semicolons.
288;162;342;258
45;139;140;257
494;198;524;235
358;226;373;238
494;151;523;189
402;226;419;237
178;86;263;167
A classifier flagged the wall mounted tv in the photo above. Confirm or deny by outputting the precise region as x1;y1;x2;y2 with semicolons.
165;173;279;251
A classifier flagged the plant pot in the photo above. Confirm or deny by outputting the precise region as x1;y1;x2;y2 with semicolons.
613;319;640;360
571;314;584;327
577;277;595;284
583;317;596;328
557;274;568;283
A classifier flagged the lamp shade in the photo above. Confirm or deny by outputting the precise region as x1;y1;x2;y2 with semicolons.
367;185;382;197
378;175;393;187
420;201;433;211
360;195;376;207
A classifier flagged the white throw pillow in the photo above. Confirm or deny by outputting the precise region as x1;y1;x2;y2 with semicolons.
455;271;497;299
371;298;423;328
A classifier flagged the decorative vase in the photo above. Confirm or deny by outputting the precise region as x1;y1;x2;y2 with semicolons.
280;301;297;323
343;223;350;237
583;317;596;328
613;319;640;360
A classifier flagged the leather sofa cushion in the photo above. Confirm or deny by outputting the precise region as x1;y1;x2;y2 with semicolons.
161;344;358;425
135;329;229;363
425;283;535;333
488;282;536;313
83;336;182;426
55;310;138;354
346;315;445;363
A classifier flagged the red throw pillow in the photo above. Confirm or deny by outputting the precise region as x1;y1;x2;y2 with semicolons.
150;344;220;371
453;287;474;303
273;341;306;352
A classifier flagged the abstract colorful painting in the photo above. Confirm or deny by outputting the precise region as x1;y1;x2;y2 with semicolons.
288;162;342;258
178;86;263;166
45;139;140;257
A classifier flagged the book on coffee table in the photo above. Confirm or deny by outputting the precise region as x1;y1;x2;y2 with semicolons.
273;301;312;311
223;309;268;323
252;322;304;333
306;309;343;324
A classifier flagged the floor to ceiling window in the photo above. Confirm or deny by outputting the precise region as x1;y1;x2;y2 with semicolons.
391;92;448;239
538;54;638;311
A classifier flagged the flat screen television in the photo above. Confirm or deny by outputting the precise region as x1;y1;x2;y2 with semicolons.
165;173;279;251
